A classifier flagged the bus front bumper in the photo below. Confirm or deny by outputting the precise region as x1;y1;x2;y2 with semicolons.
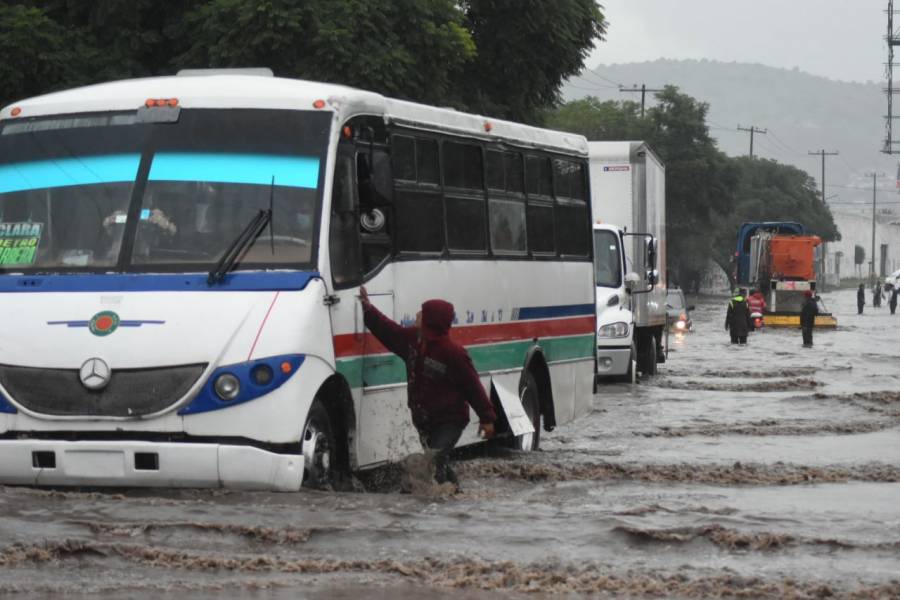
0;440;303;491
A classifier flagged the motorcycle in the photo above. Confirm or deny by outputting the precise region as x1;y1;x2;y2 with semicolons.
750;311;764;331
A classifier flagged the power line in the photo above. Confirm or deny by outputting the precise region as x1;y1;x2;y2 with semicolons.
583;67;624;88
619;84;664;117
767;129;804;156
577;69;622;89
808;149;839;203
737;125;767;157
566;76;619;92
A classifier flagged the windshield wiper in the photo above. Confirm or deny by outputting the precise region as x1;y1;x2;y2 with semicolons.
207;209;271;285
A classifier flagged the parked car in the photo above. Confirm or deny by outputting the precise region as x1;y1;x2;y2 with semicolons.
666;287;694;332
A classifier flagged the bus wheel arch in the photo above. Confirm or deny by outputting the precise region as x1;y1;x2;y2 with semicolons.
305;374;356;488
523;346;556;433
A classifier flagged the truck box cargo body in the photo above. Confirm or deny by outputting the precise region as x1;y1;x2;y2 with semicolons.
589;142;667;381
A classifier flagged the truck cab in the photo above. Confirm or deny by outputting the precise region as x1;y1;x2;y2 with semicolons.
589;142;667;384
593;223;662;382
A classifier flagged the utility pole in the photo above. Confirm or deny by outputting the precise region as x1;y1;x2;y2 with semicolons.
737;125;767;158
808;149;839;202
867;172;886;279
619;84;664;118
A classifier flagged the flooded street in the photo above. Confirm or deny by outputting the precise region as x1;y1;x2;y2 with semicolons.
2;288;900;598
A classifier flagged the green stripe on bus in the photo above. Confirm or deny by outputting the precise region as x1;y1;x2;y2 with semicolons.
335;334;594;388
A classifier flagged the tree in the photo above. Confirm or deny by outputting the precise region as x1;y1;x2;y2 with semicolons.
855;244;865;277
710;156;839;284
175;0;476;107
456;0;606;122
1;1;606;121
0;4;96;106
544;87;840;291
544;96;650;141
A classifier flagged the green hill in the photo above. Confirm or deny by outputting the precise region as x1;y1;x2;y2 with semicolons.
564;59;895;205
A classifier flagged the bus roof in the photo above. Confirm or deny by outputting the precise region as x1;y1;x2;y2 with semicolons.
1;73;588;156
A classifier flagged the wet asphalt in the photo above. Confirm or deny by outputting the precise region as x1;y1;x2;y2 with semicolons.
1;288;899;598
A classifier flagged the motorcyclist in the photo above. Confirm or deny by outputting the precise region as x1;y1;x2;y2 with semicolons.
747;289;767;330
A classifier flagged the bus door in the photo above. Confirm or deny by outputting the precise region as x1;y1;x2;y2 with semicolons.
328;120;415;463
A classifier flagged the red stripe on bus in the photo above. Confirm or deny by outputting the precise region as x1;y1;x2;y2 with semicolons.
247;291;280;361
333;315;595;358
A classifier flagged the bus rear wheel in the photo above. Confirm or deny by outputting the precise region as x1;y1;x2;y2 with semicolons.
507;372;541;451
301;398;336;490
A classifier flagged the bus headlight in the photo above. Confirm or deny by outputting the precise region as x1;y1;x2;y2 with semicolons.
214;373;241;401
598;322;629;338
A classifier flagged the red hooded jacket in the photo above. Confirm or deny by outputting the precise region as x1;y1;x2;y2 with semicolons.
362;299;497;430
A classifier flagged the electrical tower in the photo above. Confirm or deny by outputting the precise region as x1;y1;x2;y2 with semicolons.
884;0;900;153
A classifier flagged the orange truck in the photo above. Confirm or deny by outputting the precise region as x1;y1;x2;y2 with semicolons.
735;222;837;328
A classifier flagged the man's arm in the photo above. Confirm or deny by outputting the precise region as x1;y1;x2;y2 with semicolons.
359;288;415;360
725;303;732;330
450;350;497;429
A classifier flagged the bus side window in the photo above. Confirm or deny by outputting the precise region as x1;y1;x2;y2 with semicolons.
488;150;527;256
443;141;486;254
525;154;555;257
554;159;590;257
394;135;444;255
329;148;362;289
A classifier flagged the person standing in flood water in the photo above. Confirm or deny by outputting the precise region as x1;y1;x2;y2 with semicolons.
873;280;884;308
891;286;899;315
725;289;752;344
358;286;497;492
858;283;865;315
800;290;818;348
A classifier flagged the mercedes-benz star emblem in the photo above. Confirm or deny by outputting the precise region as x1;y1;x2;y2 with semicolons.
79;358;111;391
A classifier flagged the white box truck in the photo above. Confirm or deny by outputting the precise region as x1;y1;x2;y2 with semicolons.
589;141;667;382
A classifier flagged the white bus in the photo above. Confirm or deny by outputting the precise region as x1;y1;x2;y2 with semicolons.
0;71;595;491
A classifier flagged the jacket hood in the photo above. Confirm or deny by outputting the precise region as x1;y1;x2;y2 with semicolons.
421;299;454;337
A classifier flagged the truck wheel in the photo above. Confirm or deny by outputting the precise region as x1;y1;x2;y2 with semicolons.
301;399;338;490
639;334;658;376
507;372;541;451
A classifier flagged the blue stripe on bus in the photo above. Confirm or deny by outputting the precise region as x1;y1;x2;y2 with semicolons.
0;154;142;194
148;153;319;189
0;271;319;293
516;303;595;320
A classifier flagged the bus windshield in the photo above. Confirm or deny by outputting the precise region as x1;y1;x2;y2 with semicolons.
593;229;621;288
0;109;329;273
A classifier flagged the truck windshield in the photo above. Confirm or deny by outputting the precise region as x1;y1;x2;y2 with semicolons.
593;230;621;288
0;109;329;273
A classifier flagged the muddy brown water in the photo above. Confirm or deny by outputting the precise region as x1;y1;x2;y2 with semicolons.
2;289;900;598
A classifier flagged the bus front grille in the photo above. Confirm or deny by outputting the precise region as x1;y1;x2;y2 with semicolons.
0;363;207;417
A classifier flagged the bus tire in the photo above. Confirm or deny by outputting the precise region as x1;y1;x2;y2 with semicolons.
507;372;541;451
301;398;339;490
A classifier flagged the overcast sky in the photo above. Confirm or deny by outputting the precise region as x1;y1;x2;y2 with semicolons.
589;1;887;83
